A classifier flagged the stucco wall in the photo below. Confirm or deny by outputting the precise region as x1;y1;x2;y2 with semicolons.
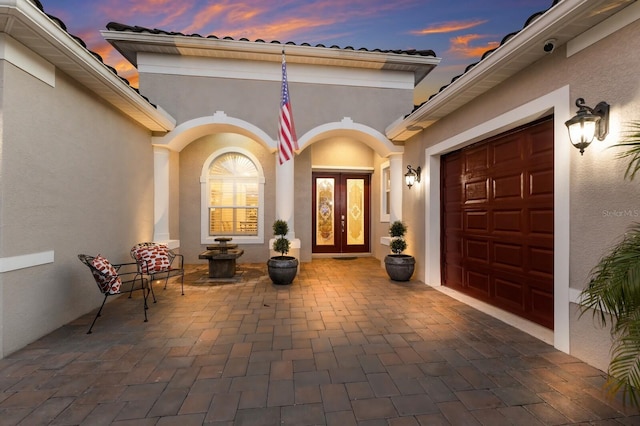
177;134;384;265
0;62;154;356
141;66;410;265
139;72;414;140
402;17;640;369
309;138;380;257
178;133;275;264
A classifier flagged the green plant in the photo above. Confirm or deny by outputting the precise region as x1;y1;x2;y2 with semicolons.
390;238;407;254
613;121;640;180
272;219;290;256
389;220;407;238
580;122;640;407
389;221;408;254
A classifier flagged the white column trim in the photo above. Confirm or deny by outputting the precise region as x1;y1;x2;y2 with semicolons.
276;155;296;239
389;154;403;224
153;147;171;243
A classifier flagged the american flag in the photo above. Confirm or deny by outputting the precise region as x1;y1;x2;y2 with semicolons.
278;51;298;164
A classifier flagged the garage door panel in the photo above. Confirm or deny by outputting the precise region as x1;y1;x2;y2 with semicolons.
445;184;462;203
444;235;462;256
467;270;490;295
441;116;554;329
444;211;463;232
493;210;523;232
465;146;489;172
530;209;553;235
529;169;553;196
465;211;488;231
465;238;489;262
530;127;554;156
529;246;553;276
530;288;554;328
494;278;525;309
493;137;523;165
493;173;524;200
493;242;523;270
444;264;463;287
464;179;489;202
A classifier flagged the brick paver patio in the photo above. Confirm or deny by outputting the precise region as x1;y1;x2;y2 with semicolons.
0;257;638;425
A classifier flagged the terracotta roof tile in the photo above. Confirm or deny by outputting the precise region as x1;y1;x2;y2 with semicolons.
414;0;560;112
104;21;437;58
33;0;152;104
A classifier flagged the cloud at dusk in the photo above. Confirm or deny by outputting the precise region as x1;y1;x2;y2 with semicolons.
410;19;488;36
448;34;500;59
42;0;553;98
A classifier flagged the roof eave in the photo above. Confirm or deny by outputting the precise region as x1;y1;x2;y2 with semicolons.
386;0;633;142
101;29;441;86
0;0;175;132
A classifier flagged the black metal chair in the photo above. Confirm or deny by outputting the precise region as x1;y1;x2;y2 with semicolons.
130;242;185;296
78;254;150;334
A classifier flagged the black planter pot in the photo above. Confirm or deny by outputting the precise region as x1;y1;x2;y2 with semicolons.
384;254;415;282
267;256;299;285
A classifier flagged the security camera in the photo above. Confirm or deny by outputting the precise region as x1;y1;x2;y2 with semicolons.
543;39;556;53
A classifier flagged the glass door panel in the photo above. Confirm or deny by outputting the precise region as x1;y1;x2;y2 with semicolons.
312;172;369;254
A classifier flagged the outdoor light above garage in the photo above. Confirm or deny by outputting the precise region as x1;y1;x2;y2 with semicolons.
565;98;610;155
405;165;421;188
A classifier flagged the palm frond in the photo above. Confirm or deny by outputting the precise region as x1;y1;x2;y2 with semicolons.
606;313;640;407
583;121;640;409
611;121;640;181
580;223;640;326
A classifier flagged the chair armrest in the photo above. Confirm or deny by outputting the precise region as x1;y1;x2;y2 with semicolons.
169;251;184;269
112;261;139;274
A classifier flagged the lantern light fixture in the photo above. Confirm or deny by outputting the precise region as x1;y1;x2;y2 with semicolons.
405;165;421;188
565;98;610;155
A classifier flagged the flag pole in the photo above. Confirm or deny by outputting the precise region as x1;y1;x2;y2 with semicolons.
275;46;297;240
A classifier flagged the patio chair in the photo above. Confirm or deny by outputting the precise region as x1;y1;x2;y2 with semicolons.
130;242;185;296
78;254;150;334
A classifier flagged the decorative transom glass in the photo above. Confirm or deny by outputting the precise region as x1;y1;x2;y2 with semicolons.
208;153;259;236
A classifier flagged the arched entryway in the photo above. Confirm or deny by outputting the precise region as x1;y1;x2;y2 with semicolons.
298;118;403;257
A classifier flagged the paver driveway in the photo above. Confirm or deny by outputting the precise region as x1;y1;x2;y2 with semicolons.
0;257;638;425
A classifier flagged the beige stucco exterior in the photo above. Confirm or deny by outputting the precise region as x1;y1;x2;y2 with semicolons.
137;59;414;264
1;0;639;378
399;7;640;371
0;59;156;355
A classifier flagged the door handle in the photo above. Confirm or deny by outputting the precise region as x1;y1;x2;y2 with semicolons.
341;215;345;233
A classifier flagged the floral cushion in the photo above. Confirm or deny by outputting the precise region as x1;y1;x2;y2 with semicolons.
90;255;122;294
132;244;171;274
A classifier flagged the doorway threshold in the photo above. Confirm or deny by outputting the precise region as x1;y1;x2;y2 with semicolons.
312;253;372;259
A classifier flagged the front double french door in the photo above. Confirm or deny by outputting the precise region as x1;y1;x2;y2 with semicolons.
312;172;370;254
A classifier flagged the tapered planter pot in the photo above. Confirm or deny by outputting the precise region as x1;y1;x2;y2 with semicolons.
267;256;298;285
384;254;415;282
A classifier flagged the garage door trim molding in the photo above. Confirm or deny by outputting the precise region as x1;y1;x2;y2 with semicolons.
423;85;571;353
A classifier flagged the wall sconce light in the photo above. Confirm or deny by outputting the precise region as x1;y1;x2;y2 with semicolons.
565;97;610;155
405;165;421;188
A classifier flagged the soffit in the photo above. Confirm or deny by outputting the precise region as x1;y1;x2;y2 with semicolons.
101;24;441;86
387;0;635;141
0;1;175;132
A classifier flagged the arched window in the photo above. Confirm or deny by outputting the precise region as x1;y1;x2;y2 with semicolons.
201;149;265;244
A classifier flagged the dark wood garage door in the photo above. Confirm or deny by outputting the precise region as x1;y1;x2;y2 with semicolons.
441;117;554;329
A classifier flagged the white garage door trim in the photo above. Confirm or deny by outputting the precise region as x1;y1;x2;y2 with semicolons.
423;85;571;353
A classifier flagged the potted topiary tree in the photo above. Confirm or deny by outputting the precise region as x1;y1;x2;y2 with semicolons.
267;219;299;285
384;220;415;281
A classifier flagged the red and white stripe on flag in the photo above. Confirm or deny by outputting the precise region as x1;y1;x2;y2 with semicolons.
278;54;298;164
